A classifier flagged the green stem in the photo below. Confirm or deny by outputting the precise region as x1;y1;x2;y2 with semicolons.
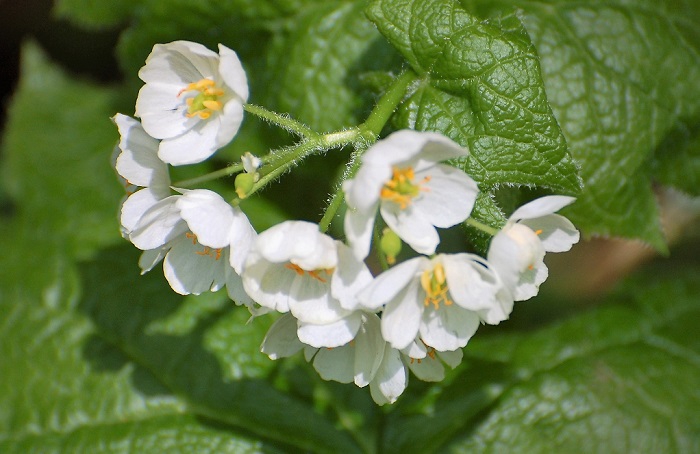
244;103;317;138
173;163;244;187
465;217;499;236
359;70;417;137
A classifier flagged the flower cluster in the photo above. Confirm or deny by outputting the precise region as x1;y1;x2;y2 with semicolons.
113;41;580;405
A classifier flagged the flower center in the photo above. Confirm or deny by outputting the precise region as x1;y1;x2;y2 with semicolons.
284;263;334;283
380;166;430;209
420;263;452;310
185;232;222;260
178;78;225;120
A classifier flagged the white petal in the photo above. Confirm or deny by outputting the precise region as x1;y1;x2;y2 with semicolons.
438;349;463;369
513;261;548;301
177;189;234;248
138;41;217;85
157;118;221;165
381;279;424;350
297;312;361;348
288;274;348;325
215;100;244;149
120;188;167;234
113;114;169;187
343;206;377;261
408;353;445;382
130;196;187;250
413;164;478;228
331;242;374;311
509;195;576;221
255;221;337;270
358;257;424;310
218;44;249;101
420;304;480;351
343;164;387;212
442;254;501;311
261;313;304;359
381;202;439;255
363;130;467;168
369;345;407;406
163;236;227;295
228;208;257;274
312;344;354;384
520;214;579;253
242;255;294;313
353;314;385;387
138;248;166;274
223;262;253;307
136;83;196;139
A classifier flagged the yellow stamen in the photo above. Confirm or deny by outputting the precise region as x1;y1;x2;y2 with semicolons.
380;166;431;209
420;263;453;309
178;78;225;120
185;232;222;260
284;263;334;283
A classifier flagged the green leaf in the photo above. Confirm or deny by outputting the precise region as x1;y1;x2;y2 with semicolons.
510;0;700;249
267;1;403;132
385;266;700;453
1;42;123;258
368;0;582;206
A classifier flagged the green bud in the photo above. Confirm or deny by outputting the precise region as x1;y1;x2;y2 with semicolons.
235;172;256;199
380;228;402;265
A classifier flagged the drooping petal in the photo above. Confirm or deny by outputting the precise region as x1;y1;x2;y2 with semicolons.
261;313;304;360
120;188;167;234
343;206;377;261
177;189;234;248
215;99;244;149
288;274;348;325
343;164;387;212
312;344;355;384
163;235;228;295
113;114;170;188
381;279;424;350
223;260;254;307
255;221;337;270
136;82;196;139
297;312;362;348
408;352;445;382
157;117;222;165
354;314;385;387
138;248;166;274
509;195;576;221
437;348;463;369
512;261;549;301
242;255;296;313
442;254;500;312
130;196;187;250
520;214;579;253
381;202;439;255
419;304;480;351
331;242;374;311
228;208;257;274
369;345;407;406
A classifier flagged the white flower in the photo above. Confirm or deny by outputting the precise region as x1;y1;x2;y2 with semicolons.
113;114;172;238
261;313;408;405
130;189;256;306
487;195;580;301
241;151;262;174
359;253;509;351
242;221;373;347
343;130;479;259
135;40;249;165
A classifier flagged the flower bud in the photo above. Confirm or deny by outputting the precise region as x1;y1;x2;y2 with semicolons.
380;228;402;265
235;172;255;199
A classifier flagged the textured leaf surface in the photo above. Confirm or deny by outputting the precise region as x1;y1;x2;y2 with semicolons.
511;0;700;248
368;0;582;207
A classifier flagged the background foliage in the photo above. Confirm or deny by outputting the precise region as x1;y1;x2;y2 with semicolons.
1;0;699;452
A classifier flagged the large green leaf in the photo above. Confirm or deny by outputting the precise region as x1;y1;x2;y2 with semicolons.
367;0;582;203
509;0;700;249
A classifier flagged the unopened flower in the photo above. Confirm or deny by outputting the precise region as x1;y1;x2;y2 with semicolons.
135;40;249;165
343;130;479;259
359;253;509;351
129;189;256;306
487;196;579;301
242;221;373;347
